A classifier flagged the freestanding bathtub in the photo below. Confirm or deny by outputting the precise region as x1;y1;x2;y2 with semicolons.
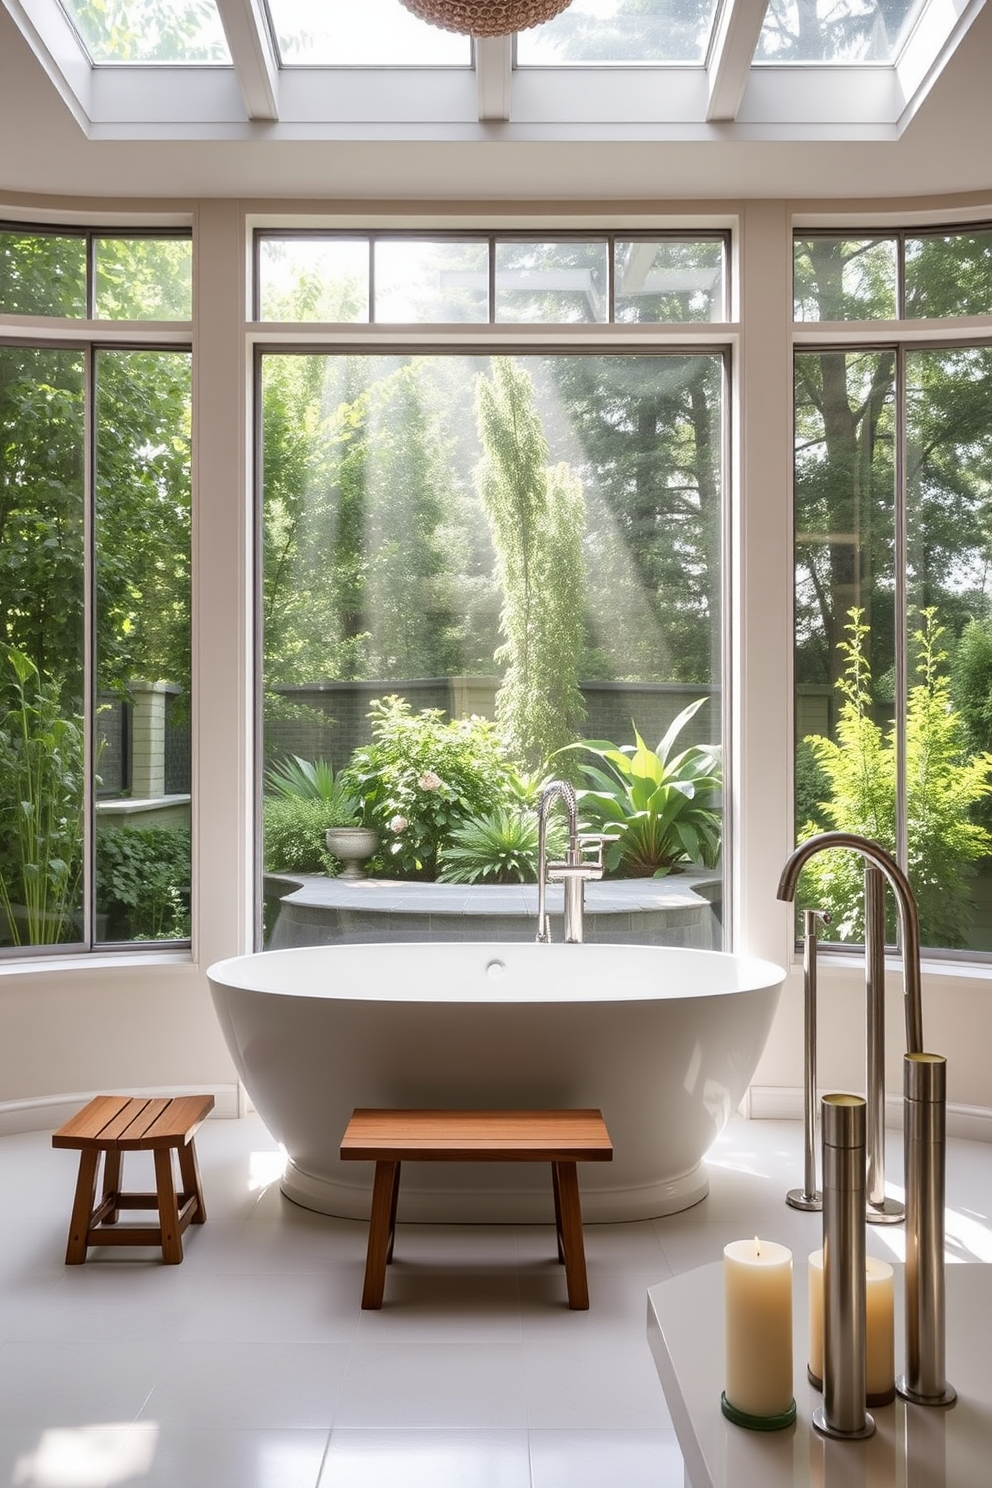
207;942;785;1223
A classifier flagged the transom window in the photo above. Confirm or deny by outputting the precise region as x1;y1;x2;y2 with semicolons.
255;232;728;324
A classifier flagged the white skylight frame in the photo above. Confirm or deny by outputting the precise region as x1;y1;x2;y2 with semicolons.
1;0;986;141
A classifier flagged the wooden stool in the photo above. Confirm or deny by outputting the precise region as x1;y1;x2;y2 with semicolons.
53;1094;214;1264
340;1107;613;1310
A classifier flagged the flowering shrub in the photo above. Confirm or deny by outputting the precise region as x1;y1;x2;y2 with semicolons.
341;695;523;879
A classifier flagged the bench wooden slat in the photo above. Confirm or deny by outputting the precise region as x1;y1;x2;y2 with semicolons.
341;1108;613;1164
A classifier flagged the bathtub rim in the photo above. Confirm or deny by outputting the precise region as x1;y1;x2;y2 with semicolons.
207;941;787;1005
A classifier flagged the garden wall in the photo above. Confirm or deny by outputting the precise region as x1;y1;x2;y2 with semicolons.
266;677;722;769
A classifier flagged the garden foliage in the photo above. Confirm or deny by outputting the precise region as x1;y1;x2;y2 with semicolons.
798;609;992;947
561;699;723;877
341;696;523;880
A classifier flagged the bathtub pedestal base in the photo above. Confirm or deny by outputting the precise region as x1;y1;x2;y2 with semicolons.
281;1152;709;1223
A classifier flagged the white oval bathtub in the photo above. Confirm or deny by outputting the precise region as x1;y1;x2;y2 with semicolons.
207;942;785;1222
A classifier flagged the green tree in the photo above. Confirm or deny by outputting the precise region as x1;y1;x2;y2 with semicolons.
798;610;992;948
262;356;461;687
475;358;586;770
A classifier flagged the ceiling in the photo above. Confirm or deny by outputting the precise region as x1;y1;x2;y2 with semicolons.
1;0;991;204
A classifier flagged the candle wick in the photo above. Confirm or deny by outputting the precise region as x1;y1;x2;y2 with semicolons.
755;1236;761;1255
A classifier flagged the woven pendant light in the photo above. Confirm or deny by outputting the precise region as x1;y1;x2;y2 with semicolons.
398;1;574;38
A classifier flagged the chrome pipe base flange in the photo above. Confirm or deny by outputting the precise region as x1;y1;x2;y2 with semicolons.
786;1187;823;1212
866;1196;905;1225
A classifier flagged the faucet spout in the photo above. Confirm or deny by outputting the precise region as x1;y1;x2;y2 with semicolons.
777;831;923;1054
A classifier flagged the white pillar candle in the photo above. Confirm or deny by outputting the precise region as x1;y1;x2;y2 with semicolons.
808;1250;895;1400
865;1256;895;1400
724;1238;794;1418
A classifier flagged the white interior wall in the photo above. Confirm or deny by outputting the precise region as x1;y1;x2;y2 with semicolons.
1;191;990;1133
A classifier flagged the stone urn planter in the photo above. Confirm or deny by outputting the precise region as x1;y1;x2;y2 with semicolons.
325;826;379;880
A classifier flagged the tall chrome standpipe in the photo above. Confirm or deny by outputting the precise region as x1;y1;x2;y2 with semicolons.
778;832;924;1224
897;1053;956;1407
813;1094;876;1441
864;864;904;1223
787;908;828;1212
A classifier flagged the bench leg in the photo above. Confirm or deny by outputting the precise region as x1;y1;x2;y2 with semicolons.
553;1161;589;1310
65;1149;100;1264
551;1162;566;1265
362;1160;401;1309
154;1148;184;1264
178;1137;207;1224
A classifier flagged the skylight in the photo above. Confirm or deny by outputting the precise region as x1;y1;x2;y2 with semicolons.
2;0;984;140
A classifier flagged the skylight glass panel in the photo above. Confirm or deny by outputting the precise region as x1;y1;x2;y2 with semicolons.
755;0;924;63
267;0;470;65
59;0;231;63
516;0;718;65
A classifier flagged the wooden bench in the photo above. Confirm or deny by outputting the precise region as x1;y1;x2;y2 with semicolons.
340;1107;613;1310
52;1094;214;1265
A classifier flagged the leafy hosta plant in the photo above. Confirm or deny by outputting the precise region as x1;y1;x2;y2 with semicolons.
560;700;723;877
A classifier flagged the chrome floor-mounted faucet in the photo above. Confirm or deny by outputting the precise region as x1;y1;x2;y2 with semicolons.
535;780;608;944
777;831;925;1224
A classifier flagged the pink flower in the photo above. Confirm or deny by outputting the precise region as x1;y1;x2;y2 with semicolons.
418;771;442;791
389;815;408;833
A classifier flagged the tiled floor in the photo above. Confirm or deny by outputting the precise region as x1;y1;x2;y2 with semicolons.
0;1112;988;1487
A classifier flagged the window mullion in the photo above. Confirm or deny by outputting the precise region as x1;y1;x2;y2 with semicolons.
893;342;908;897
83;344;97;948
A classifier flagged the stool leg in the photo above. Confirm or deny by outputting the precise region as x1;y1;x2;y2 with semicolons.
178;1137;207;1224
154;1148;184;1264
101;1149;122;1225
65;1149;100;1264
362;1161;400;1309
553;1161;589;1310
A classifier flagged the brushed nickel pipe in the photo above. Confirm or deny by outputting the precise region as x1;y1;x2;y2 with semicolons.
813;1094;876;1441
897;1053;956;1407
787;908;827;1212
864;865;904;1224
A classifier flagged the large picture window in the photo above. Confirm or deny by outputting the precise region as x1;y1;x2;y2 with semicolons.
259;346;726;951
793;234;992;957
0;229;192;954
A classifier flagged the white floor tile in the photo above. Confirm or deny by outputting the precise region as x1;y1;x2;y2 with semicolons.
118;1425;330;1488
333;1341;529;1429
138;1341;352;1430
318;1429;532;1487
529;1428;684;1488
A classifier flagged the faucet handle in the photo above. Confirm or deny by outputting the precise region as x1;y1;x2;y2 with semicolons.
577;832;619;870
